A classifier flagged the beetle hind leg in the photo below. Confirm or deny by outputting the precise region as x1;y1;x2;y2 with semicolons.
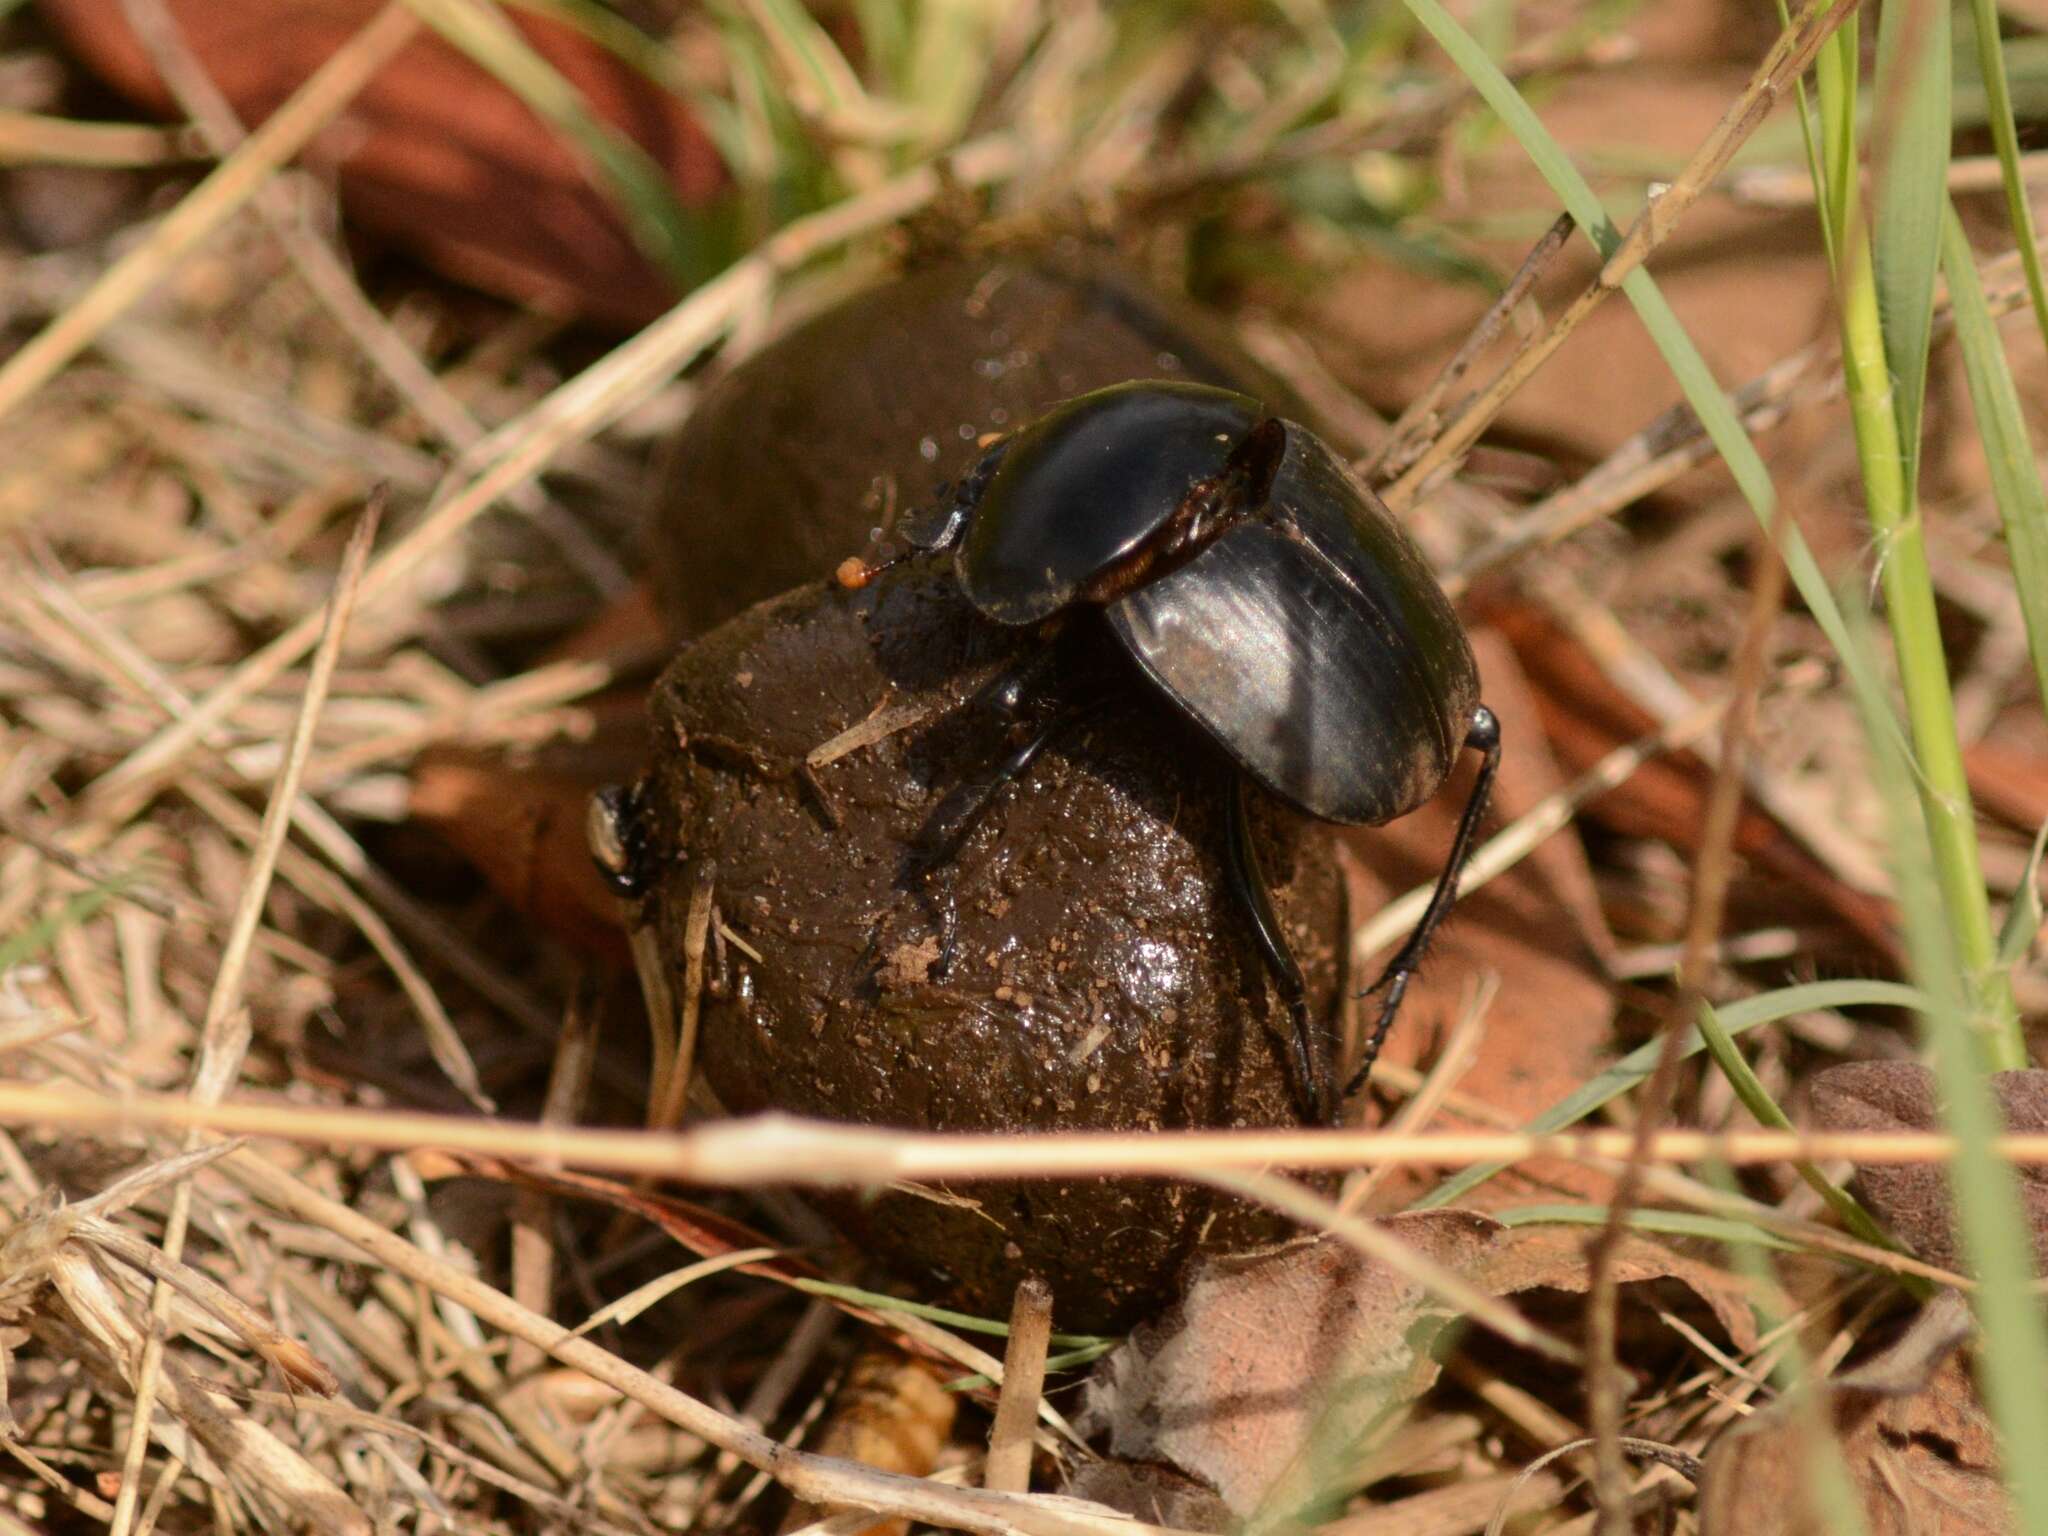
1344;704;1502;1099
1225;774;1331;1124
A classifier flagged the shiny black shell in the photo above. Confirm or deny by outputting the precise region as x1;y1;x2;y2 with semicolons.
955;382;1264;624
1105;422;1479;826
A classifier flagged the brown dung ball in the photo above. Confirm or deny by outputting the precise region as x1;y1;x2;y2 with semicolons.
630;565;1347;1331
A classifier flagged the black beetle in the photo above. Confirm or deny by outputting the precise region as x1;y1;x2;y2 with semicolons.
837;379;1500;1122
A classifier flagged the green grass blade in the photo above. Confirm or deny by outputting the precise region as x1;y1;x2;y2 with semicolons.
1693;998;1911;1278
1815;19;1858;236
1411;981;1931;1210
1940;199;2048;717
1869;0;1950;491
1840;604;2048;1536
405;0;723;288
0;882;126;973
1962;0;2048;365
1814;8;2020;1066
1491;1204;1802;1251
789;1278;1112;1348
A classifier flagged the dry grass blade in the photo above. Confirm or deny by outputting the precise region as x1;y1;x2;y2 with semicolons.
1365;212;1574;482
215;1148;1193;1536
0;2;419;424
106;502;378;1536
12;1082;2033;1180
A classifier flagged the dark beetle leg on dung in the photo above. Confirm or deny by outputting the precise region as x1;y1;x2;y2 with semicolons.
1225;773;1328;1123
884;649;1066;975
1344;704;1502;1099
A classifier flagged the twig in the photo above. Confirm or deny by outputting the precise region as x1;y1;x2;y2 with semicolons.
984;1278;1052;1494
1581;505;1788;1536
1365;212;1575;481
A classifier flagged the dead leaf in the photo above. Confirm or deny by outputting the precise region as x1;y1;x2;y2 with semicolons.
1965;740;2048;836
1809;1061;2048;1273
1080;1212;1501;1523
1467;1222;1760;1356
1698;1291;2011;1536
1078;1215;1759;1522
409;750;629;962
1057;1460;1234;1533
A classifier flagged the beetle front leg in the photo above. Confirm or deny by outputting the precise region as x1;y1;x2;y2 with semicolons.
1224;773;1330;1124
1344;704;1501;1099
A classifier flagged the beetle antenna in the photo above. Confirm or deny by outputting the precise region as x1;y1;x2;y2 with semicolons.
1343;704;1501;1097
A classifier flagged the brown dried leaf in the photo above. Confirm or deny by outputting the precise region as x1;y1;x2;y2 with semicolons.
1078;1215;1758;1521
1809;1061;2048;1273
1080;1212;1501;1522
1698;1292;2010;1536
1965;740;2048;836
409;750;629;961
1468;1222;1761;1355
1057;1461;1234;1534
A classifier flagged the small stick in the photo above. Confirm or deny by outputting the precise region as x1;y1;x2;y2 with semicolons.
1365;212;1575;482
984;1278;1053;1494
509;978;601;1377
648;863;718;1135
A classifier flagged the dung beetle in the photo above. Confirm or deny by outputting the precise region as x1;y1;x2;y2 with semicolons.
839;379;1500;1121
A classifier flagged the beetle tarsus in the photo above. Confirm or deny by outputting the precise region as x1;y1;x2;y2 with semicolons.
1343;704;1501;1098
1224;774;1330;1123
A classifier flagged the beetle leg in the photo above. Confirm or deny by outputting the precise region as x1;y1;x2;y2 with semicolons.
884;649;1067;976
1225;773;1330;1124
1345;704;1502;1098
